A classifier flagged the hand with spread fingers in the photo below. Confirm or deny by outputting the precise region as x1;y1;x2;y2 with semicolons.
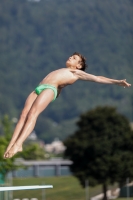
117;79;131;88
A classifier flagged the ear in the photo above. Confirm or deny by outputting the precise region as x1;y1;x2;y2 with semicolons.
76;64;82;70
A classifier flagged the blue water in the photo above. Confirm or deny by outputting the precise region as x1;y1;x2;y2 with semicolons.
14;166;72;178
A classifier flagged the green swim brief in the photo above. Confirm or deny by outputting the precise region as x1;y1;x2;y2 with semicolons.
35;84;57;101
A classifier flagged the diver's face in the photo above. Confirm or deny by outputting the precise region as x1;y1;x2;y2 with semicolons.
66;55;81;69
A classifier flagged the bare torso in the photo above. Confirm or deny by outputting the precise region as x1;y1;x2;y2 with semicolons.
40;68;78;89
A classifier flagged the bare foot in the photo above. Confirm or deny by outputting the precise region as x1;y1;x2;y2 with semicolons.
4;141;23;158
4;145;23;159
4;144;23;159
3;140;17;158
4;144;14;159
18;145;23;152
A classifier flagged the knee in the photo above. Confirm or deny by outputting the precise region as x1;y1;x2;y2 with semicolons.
20;110;28;121
27;109;38;121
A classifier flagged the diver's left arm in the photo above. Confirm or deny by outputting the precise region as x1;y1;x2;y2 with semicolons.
73;70;131;88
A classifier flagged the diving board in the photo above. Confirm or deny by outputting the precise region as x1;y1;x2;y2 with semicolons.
0;185;53;191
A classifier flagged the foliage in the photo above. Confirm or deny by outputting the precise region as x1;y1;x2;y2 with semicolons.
0;115;18;179
0;0;132;142
64;106;133;200
18;142;45;160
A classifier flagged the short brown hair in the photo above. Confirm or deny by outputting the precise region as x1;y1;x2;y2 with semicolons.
73;52;87;71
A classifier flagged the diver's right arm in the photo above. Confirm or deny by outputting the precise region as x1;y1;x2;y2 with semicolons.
72;70;131;87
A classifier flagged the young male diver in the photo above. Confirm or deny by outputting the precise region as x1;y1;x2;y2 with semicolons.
4;52;131;159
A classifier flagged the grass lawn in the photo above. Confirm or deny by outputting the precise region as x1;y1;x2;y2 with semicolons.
13;176;102;200
117;199;133;200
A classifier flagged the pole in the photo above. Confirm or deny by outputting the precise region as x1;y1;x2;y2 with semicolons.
85;179;89;200
9;173;13;200
126;177;130;200
42;182;45;200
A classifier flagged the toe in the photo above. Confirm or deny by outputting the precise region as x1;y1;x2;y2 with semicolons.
4;153;8;159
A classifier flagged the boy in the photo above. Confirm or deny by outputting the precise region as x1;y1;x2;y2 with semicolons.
4;52;131;158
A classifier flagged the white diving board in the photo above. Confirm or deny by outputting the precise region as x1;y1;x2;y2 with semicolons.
0;185;53;191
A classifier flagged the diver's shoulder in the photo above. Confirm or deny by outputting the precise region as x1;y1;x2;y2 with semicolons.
56;68;71;73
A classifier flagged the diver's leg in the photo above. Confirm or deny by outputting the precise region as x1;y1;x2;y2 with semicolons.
7;89;54;158
4;92;37;158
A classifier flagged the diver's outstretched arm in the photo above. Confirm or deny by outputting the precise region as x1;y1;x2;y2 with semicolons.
72;70;131;87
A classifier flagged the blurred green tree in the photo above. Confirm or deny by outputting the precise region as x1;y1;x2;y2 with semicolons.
64;106;133;200
18;142;45;160
0;115;18;181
